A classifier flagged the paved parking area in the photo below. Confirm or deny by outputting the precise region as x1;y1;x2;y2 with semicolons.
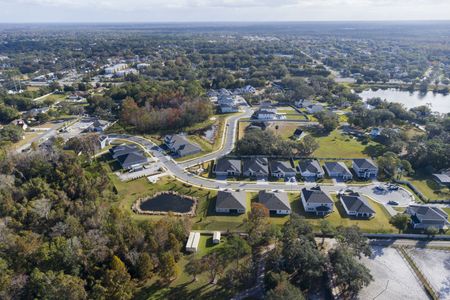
409;248;450;299
352;185;414;206
359;246;428;300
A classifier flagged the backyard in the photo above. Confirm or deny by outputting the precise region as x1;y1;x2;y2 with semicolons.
312;129;374;158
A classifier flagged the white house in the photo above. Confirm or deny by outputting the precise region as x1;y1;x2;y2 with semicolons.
352;159;378;179
186;232;201;253
104;63;128;74
301;187;334;216
212;231;221;244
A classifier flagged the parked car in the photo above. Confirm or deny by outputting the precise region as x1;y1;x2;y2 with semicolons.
388;201;399;205
388;184;399;191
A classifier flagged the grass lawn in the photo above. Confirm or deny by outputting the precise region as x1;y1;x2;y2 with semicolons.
39;93;67;104
11;132;39;150
403;173;450;201
312;129;374;158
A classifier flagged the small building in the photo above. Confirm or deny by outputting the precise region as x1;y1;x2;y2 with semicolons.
116;152;148;171
243;158;269;179
10;119;28;130
306;104;325;114
186;232;201;253
298;159;325;180
352;159;378;179
214;158;242;178
253;109;278;120
164;134;202;158
220;103;239;113
432;170;450;187
339;193;375;218
215;190;247;214
212;231;221;244
269;160;297;179
258;190;291;215
292;128;303;140
324;162;353;181
301;187;334;216
406;205;449;230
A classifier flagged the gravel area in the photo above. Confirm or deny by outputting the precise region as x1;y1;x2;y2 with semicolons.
358;246;428;300
409;248;450;299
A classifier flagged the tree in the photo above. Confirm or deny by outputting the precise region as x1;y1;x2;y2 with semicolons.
103;256;133;300
295;135;319;156
28;269;87;300
319;219;335;246
246;203;271;247
315;111;339;132
336;225;371;258
0;105;19;123
389;214;411;233
202;251;225;284
222;235;251;267
266;274;305;300
184;257;204;282
425;226;439;238
136;253;154;280
158;252;178;282
329;247;373;297
0;125;24;143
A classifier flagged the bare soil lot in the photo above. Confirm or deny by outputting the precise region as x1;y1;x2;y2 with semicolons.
409;248;450;299
358;246;428;300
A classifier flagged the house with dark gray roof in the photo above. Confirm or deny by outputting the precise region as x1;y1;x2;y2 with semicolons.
432;169;450;186
406;205;449;230
292;128;303;140
110;144;139;159
243;158;269;179
269;160;297;179
339;192;375;218
324;162;353;181
298;159;325;180
116;152;148;171
164;134;202;158
110;144;148;171
301;187;334;216
258;191;291;215
215;190;247;214
214;158;242;178
352;159;378;179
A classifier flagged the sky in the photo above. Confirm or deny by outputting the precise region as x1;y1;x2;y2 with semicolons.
0;0;450;23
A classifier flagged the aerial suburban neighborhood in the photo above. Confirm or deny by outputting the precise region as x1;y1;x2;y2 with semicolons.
0;13;449;300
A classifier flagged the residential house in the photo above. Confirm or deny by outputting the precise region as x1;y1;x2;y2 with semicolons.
294;99;313;108
10;119;28;130
406;205;449;230
339;192;375;218
116;152;148;171
186;232;201;253
104;63;128;74
215;190;247;214
269;160;297;179
301;187;334;216
324;162;353;181
292;128;303;140
109;144;148;171
243;158;269;179
370;127;383;138
87;119;110;132
253;109;278;120
352;159;378;179
164;134;202;158
432;170;450;187
258;191;291;215
298;159;325;179
98;135;109;149
306;104;325;114
214;158;242;177
220;103;239;113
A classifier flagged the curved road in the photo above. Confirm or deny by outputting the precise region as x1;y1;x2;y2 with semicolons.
107;108;415;206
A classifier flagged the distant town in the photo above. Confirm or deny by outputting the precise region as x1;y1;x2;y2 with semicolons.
0;22;449;300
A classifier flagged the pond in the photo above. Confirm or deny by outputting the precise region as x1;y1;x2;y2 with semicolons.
357;88;450;113
139;192;196;213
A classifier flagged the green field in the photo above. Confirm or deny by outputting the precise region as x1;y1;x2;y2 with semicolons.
312;129;373;158
403;173;450;201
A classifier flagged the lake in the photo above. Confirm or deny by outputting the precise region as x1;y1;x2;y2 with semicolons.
357;88;450;113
